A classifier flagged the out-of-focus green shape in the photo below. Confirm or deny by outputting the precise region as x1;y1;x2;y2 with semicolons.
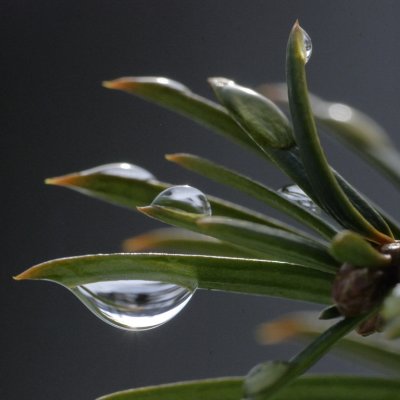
259;82;400;189
46;165;294;231
330;230;391;268
103;77;260;153
244;314;366;399
208;78;392;241
208;77;314;194
258;311;400;374
97;376;400;400
167;152;337;241
122;227;255;257
286;22;392;245
260;82;400;238
141;203;337;273
207;77;295;149
196;215;337;273
15;253;332;304
382;285;400;339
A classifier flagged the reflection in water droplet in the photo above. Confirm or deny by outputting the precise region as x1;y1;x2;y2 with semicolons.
80;163;156;181
74;280;197;331
300;27;312;63
278;184;320;214
151;185;212;215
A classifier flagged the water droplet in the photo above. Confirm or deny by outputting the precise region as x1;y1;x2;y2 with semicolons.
300;27;312;63
151;185;212;215
74;280;197;331
278;184;320;214
80;163;155;181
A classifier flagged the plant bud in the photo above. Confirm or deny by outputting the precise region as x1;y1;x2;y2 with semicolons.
356;313;384;336
332;263;386;317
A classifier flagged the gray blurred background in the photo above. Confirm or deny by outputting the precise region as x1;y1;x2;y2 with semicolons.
3;1;400;398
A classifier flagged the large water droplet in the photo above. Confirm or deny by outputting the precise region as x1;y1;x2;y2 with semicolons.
151;185;212;215
278;184;320;214
74;280;196;331
300;27;312;63
81;163;156;181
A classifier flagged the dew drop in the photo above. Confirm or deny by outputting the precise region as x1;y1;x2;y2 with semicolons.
300;27;312;63
80;163;156;181
151;185;212;215
278;184;320;214
74;280;197;331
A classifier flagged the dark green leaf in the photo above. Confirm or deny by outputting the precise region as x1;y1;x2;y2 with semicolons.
209;80;391;239
97;376;400;400
167;152;338;240
97;377;242;400
15;253;333;304
103;77;260;153
122;227;255;257
244;315;366;399
196;216;337;273
208;78;315;194
333;177;394;240
330;230;391;267
46;166;293;231
138;205;276;259
264;376;400;400
259;83;400;238
208;78;294;149
140;205;336;273
286;22;392;244
258;312;400;374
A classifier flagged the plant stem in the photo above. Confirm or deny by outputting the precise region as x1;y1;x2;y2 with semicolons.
244;314;366;399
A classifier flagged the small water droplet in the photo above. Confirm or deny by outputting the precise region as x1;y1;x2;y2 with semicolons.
278;184;320;214
300;27;312;63
151;185;212;215
74;280;197;331
81;163;156;181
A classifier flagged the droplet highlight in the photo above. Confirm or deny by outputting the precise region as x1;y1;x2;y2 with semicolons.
300;27;312;63
74;280;197;331
81;163;156;181
136;77;191;93
327;103;353;122
151;185;212;215
278;184;320;214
